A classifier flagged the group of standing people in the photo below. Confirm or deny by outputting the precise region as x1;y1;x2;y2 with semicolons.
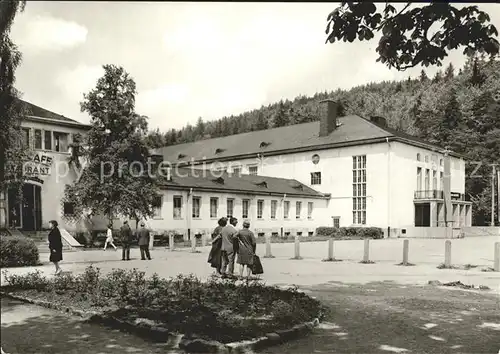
113;220;152;261
208;217;262;278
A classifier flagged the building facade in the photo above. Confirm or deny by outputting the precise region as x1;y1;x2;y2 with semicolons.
155;100;472;237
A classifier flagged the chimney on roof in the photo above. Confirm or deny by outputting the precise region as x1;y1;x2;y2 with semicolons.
319;99;339;137
370;116;387;127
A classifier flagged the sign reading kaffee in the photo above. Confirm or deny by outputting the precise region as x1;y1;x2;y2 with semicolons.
23;152;53;176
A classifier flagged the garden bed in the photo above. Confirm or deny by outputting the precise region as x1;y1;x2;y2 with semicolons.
1;266;324;346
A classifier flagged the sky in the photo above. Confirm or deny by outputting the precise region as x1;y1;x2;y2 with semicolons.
10;2;500;131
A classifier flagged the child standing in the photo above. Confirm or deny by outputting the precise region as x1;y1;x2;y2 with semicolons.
103;224;117;251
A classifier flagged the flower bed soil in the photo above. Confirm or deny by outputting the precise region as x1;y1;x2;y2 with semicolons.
1;266;324;345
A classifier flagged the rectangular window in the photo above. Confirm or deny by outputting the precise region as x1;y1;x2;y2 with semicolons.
22;128;30;149
310;172;321;185
232;167;241;177
210;197;218;218
284;201;290;219
63;202;75;216
226;198;234;218
417;167;422;190
440;171;443;189
257;199;264;219
307;202;313;219
432;170;437;190
34;130;42;149
152;195;163;218
53;132;69;152
333;217;340;228
352;155;367;225
425;169;430;190
242;199;250;219
270;200;277;219
296;201;302;219
44;130;52;150
192;197;201;218
173;196;182;219
248;165;258;176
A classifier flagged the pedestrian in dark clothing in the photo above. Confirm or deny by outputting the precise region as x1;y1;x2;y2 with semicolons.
137;222;152;260
120;221;133;260
221;217;238;277
48;220;63;275
208;217;227;274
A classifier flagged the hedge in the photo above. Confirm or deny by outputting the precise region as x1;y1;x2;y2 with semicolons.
316;227;384;239
0;235;40;268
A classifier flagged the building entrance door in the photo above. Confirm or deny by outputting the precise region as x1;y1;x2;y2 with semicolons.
8;184;42;231
414;203;430;227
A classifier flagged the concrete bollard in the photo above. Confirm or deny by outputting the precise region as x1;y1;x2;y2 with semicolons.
169;233;175;252
328;238;334;260
363;239;370;262
402;239;409;265
444;240;452;268
191;235;197;253
494;242;500;272
205;232;211;247
264;234;274;258
292;235;302;259
149;233;154;251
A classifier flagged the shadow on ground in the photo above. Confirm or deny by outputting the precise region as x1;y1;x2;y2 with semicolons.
1;298;169;354
264;281;500;354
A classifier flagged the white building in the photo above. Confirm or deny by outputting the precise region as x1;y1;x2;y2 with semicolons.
154;100;472;237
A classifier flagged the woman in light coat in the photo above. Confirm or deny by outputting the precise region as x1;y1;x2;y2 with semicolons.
103;223;117;250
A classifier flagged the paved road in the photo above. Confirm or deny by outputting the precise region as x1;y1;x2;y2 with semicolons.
263;281;500;354
0;297;178;354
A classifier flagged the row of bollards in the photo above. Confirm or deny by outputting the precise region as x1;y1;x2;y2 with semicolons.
159;231;500;272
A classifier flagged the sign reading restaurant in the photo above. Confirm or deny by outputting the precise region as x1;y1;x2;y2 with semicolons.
8;151;53;176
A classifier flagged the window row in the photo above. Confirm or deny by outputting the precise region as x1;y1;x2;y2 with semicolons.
417;153;443;166
416;167;443;190
155;195;315;221
22;128;70;153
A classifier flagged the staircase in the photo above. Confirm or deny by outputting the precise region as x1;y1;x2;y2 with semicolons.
17;230;74;252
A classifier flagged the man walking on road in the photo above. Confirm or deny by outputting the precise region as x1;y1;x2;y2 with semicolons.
137;222;152;260
221;217;238;277
120;220;132;261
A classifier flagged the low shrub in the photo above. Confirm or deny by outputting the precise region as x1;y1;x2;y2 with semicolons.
2;266;325;343
0;235;40;268
316;226;384;239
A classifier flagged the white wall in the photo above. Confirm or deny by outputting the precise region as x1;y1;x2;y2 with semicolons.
145;189;330;236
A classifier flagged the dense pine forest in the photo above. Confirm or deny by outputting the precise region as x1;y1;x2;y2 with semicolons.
146;56;500;225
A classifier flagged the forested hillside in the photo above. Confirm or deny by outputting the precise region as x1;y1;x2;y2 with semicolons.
146;56;500;225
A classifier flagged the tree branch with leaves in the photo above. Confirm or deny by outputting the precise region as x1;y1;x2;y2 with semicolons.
325;2;499;71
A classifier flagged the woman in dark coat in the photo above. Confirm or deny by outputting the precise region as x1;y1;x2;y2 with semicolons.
48;220;63;275
207;217;227;275
236;220;257;279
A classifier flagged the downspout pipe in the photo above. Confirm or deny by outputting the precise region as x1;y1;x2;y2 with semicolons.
386;137;391;238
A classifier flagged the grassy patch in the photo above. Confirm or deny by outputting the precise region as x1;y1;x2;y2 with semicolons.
359;260;375;264
1;266;324;344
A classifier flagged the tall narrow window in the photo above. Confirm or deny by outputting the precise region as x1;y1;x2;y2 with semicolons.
53;132;69;152
152;195;163;218
284;201;290;219
333;217;340;228
44;130;52;150
173;196;182;219
192;197;201;218
34;130;42;149
270;200;277;219
226;198;234;218
432;170;437;190
257;200;264;219
296;201;302;219
307;202;313;219
352;155;367;225
417;167;422;190
425;169;430;190
22;128;30;149
310;172;321;185
440;171;443;190
242;199;250;219
210;197;218;218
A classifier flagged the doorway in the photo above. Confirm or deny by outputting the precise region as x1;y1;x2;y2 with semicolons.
8;184;42;230
414;203;430;227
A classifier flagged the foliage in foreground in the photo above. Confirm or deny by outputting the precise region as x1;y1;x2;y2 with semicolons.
2;266;325;343
0;235;40;268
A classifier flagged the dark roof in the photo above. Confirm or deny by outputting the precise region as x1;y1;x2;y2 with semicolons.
161;168;328;199
19;99;85;124
154;115;458;163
